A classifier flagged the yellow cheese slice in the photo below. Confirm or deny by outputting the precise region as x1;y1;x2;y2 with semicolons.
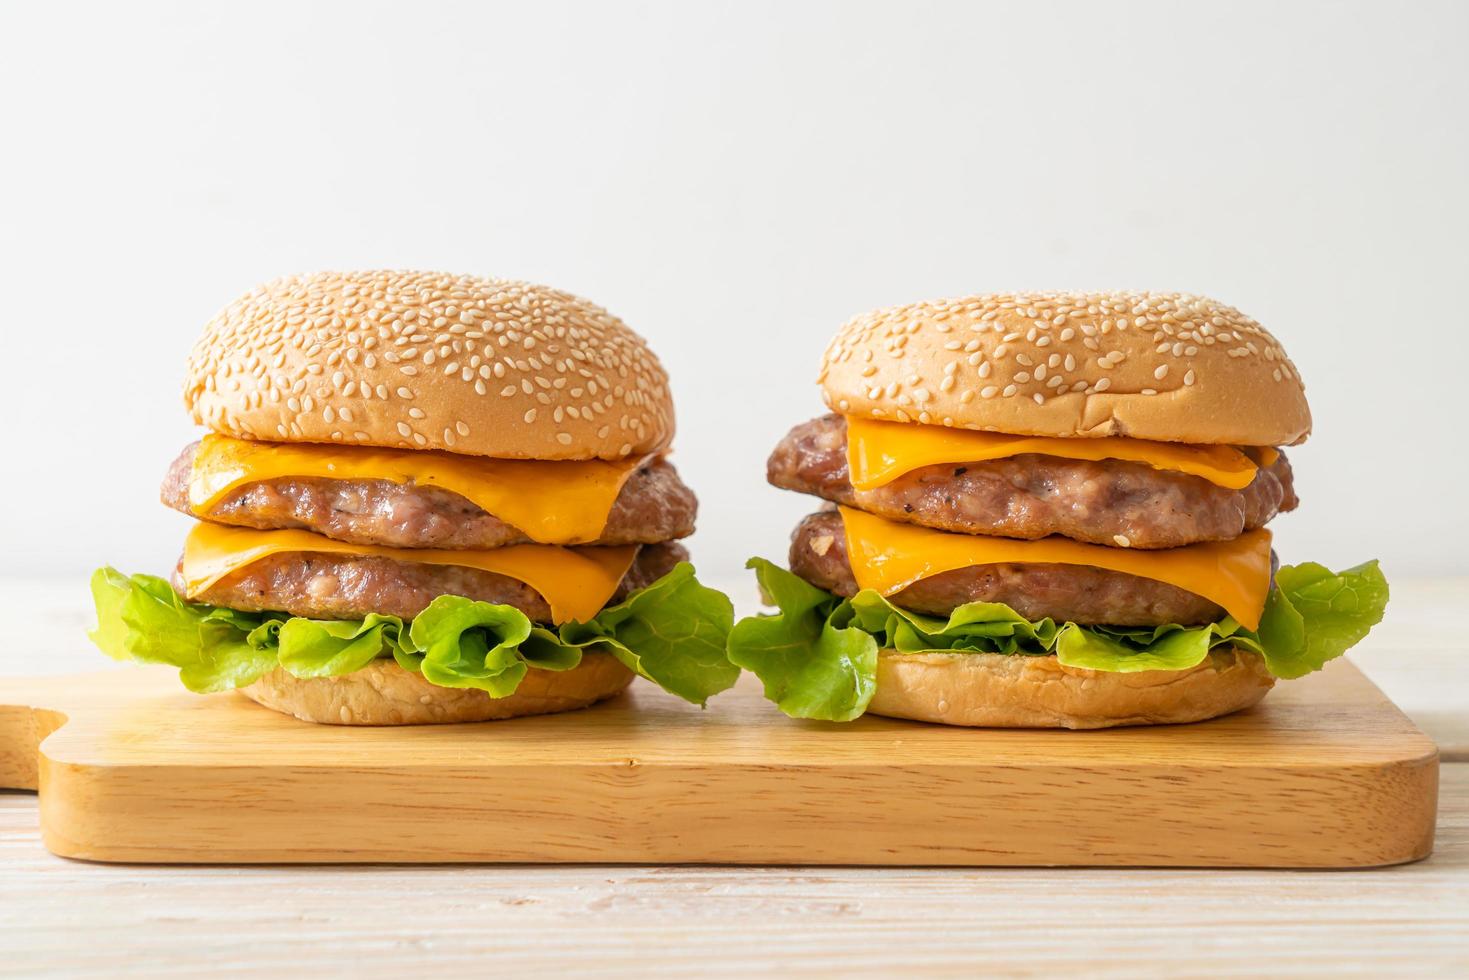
188;434;643;545
181;522;637;624
839;506;1272;630
845;417;1261;491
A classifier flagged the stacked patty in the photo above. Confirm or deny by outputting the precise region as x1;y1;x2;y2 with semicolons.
768;414;1296;626
164;444;697;622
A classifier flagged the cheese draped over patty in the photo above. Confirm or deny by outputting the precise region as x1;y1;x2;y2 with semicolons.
188;434;644;545
838;506;1273;630
181;523;638;625
844;416;1275;492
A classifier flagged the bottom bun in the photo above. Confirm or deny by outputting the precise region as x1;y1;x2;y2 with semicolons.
240;653;634;725
867;647;1274;729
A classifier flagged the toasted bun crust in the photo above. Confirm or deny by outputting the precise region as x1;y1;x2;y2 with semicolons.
186;271;674;460
819;291;1310;446
866;648;1275;729
239;654;634;725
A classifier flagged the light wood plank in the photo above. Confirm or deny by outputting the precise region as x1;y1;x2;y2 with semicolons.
0;659;1439;867
0;768;1464;977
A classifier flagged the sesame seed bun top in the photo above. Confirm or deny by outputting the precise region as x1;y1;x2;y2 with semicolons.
185;271;674;460
818;291;1311;446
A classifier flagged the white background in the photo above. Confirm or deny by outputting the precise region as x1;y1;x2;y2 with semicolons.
2;0;1466;588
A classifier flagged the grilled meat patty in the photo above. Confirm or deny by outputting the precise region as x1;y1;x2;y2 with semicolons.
768;415;1296;550
163;441;696;549
789;510;1230;626
179;541;686;622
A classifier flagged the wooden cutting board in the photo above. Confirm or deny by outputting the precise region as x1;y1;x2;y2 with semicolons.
0;659;1438;867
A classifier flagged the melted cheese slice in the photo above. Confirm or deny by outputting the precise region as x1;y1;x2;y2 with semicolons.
181;523;637;624
189;435;643;545
845;417;1261;491
839;506;1272;630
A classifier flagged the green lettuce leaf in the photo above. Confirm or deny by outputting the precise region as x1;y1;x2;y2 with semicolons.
87;562;738;704
728;556;1390;721
408;596;536;696
277;614;407;679
725;558;877;721
1054;620;1249;672
849;592;1059;654
1255;560;1389;678
87;566;134;661
87;567;279;693
557;562;740;706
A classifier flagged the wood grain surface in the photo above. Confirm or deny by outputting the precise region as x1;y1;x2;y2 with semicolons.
0;769;1463;977
0;659;1438;867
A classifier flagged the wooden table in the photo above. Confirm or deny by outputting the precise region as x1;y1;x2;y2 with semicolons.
2;576;1466;977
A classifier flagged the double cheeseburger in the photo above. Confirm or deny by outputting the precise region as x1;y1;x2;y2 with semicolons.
729;291;1388;728
91;271;737;724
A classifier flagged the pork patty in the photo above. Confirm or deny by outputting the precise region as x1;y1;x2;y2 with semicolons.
163;442;697;549
179;541;686;623
768;415;1296;550
789;509;1228;626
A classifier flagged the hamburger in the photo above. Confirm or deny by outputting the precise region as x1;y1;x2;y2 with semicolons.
90;271;738;724
728;291;1388;728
